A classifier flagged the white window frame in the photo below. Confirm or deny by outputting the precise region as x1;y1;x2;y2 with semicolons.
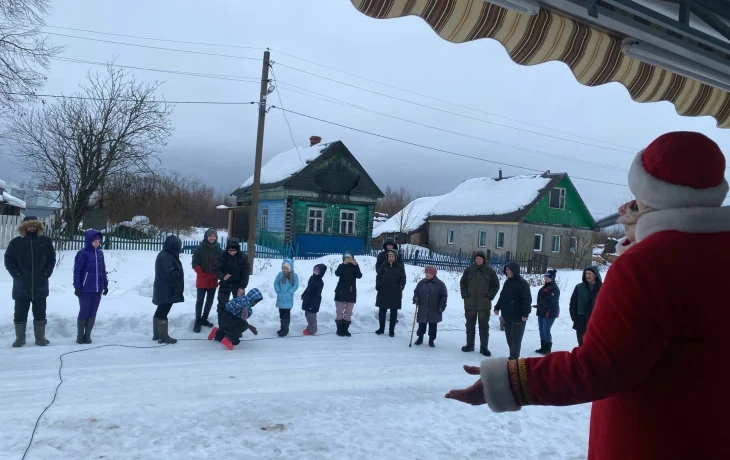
552;235;561;253
534;233;544;252
496;231;505;249
339;209;357;235
447;229;455;245
477;230;486;248
307;207;325;234
260;207;268;230
549;188;566;210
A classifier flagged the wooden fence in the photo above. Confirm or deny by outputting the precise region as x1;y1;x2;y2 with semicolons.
0;215;56;249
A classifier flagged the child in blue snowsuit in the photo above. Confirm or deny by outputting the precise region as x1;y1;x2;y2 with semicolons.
208;288;263;350
274;258;299;337
73;229;108;344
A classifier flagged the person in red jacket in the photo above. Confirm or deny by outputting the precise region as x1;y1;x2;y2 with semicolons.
446;131;730;460
191;229;222;332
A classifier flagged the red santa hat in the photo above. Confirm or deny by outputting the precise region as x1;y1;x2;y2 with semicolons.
628;131;728;209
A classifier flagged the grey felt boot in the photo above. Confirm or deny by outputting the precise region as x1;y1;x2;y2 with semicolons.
33;320;50;346
152;317;160;341
157;319;177;344
12;322;26;348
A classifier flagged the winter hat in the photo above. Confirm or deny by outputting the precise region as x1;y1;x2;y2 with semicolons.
425;266;437;277
342;251;354;262
628;131;728;209
544;269;557;281
226;238;241;251
282;260;292;271
23;215;39;222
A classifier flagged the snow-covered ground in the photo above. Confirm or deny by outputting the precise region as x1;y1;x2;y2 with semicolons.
1;249;592;459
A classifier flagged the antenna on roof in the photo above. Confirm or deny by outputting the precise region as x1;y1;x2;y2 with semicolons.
497;168;503;181
541;170;551;178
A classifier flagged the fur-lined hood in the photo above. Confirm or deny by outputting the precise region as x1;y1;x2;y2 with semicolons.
17;219;45;237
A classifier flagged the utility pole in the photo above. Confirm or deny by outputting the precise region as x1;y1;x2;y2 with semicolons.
247;49;271;270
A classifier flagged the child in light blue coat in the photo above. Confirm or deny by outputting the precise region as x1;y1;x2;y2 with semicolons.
274;258;299;337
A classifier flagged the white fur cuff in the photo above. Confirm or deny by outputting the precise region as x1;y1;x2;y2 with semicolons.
628;149;729;209
481;358;521;413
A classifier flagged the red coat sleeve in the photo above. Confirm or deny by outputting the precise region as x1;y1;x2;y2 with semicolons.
193;265;204;276
508;249;680;406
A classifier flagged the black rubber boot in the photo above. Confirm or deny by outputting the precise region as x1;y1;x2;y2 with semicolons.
343;321;352;337
200;318;214;328
33;320;50;346
389;323;395;338
12;322;26;348
414;335;423;345
157;320;177;344
193;318;202;333
461;345;474;352
541;342;553;355
84;318;96;344
429;338;435;348
76;320;86;344
480;347;492;357
535;341;546;354
152;317;160;341
335;320;344;337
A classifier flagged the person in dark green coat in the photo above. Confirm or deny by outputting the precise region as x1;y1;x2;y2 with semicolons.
569;266;603;346
459;251;500;356
191;229;222;332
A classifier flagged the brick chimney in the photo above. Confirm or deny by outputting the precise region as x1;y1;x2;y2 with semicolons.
309;136;322;147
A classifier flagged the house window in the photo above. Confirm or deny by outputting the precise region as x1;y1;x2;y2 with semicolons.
478;231;486;248
260;207;268;230
307;208;324;233
329;161;341;171
496;231;505;249
534;234;543;252
570;236;578;253
552;235;561;253
340;210;356;235
447;229;455;245
549;188;566;210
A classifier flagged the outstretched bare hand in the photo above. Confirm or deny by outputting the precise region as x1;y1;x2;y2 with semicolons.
445;365;485;406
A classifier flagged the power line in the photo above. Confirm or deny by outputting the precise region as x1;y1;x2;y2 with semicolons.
269;66;303;164
2;91;258;105
43;24;639;151
269;106;629;188
45;25;267;50
45;32;261;61
275;83;629;173
273;62;637;154
54;57;261;84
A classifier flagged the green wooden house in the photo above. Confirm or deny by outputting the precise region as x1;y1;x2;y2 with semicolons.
231;137;384;256
422;171;597;269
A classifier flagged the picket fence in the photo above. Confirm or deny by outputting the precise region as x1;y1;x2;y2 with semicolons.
0;215;56;249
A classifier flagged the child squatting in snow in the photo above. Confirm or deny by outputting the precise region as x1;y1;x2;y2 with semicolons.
208;288;263;350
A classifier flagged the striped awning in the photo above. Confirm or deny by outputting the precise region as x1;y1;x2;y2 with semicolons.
350;0;730;129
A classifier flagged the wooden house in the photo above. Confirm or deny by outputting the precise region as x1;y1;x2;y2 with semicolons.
0;180;26;216
231;137;384;256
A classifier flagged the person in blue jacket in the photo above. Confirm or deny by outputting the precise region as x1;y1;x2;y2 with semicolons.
533;269;560;355
209;288;263;350
274;258;299;337
73;229;109;344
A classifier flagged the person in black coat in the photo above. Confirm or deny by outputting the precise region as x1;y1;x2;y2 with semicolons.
375;237;401;274
4;216;56;347
152;235;184;344
301;263;327;336
212;238;250;316
334;252;362;337
493;261;532;360
533;269;560;355
375;249;406;337
412;266;447;347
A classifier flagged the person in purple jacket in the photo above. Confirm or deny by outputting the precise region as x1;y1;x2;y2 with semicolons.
73;229;109;344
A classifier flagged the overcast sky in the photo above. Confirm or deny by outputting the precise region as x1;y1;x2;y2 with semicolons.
2;0;729;218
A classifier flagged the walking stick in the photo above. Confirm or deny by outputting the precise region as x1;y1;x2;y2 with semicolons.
408;303;419;347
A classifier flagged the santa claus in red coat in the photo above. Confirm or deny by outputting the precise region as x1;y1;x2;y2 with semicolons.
446;131;730;460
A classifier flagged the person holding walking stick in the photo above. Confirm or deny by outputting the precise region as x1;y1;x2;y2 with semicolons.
411;266;447;347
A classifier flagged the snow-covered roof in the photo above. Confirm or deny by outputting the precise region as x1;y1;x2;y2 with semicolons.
373;195;446;237
239;141;334;189
429;175;554;219
0;180;26;209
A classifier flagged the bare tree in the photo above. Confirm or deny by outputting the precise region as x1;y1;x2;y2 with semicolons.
562;228;594;270
377;186;412;216
0;0;60;110
394;199;419;243
8;64;173;231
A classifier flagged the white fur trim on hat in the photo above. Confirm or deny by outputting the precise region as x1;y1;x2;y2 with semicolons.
628;150;729;209
480;358;520;413
635;207;730;241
